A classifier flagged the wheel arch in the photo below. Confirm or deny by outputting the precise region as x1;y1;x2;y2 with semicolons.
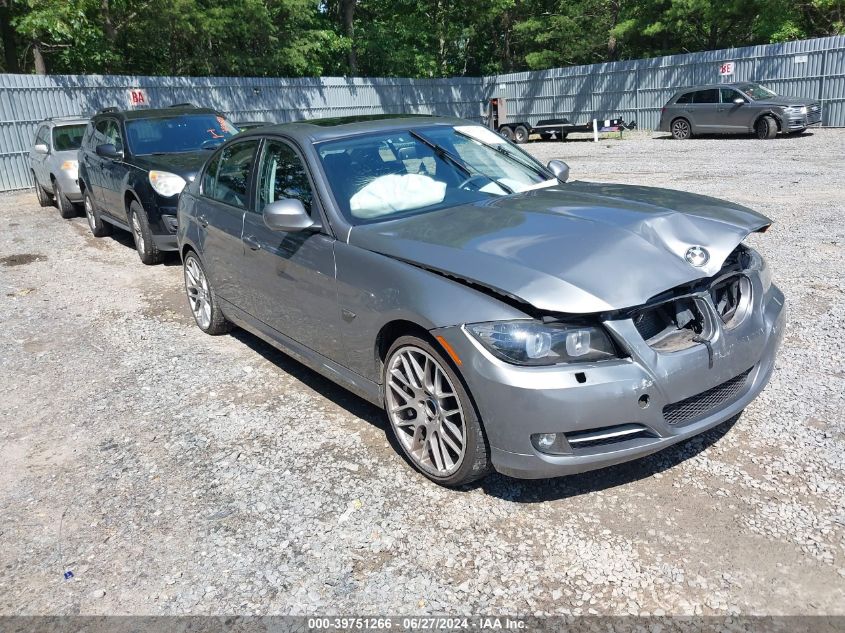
670;115;692;131
124;188;143;214
753;111;782;132
375;319;434;370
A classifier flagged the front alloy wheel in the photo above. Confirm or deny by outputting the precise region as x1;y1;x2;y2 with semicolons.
384;337;489;485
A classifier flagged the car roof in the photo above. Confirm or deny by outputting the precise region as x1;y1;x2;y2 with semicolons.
234;114;471;143
39;116;90;126
675;82;755;93
94;106;222;121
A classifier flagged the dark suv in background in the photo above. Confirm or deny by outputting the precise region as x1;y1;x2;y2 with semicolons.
659;82;822;140
78;104;238;264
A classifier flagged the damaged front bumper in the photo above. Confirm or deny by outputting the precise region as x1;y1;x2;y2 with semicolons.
432;254;786;479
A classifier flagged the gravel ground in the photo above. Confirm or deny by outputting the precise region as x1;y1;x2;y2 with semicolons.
1;128;843;617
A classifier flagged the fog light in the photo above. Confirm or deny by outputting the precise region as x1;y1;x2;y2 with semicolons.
531;432;570;455
536;433;556;449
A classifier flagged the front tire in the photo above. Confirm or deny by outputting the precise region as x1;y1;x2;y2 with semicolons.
129;200;164;265
84;190;111;237
54;180;76;219
671;118;692;140
183;251;231;335
754;115;778;140
384;336;490;486
33;171;52;207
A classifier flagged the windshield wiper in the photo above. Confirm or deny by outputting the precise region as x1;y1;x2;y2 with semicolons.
408;130;513;194
453;129;552;180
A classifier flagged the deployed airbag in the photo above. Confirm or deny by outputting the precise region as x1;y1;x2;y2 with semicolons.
350;174;447;218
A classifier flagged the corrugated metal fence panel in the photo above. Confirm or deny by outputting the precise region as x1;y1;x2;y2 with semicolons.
1;35;844;191
491;35;845;131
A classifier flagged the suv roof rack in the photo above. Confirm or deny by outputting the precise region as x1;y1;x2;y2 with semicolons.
45;114;89;121
97;107;121;114
168;102;195;108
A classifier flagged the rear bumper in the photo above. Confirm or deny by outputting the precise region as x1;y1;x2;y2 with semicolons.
433;276;785;480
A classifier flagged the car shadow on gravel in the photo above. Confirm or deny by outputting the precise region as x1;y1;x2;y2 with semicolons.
476;414;741;502
230;329;389;428
102;225;181;266
230;327;740;500
653;132;814;141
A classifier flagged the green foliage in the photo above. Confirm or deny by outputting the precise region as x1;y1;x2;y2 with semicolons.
1;0;843;76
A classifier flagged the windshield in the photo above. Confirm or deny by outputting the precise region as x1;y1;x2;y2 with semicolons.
52;124;86;151
126;114;238;155
316;125;556;224
737;83;777;100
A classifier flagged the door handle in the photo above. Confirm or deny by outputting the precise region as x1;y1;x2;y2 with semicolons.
197;213;208;227
243;235;261;251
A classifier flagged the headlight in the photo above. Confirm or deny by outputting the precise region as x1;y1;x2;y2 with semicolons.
467;320;618;366
149;170;186;197
742;245;772;292
785;105;808;115
60;160;78;179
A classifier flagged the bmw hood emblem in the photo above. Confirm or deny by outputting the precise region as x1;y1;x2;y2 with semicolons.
685;246;710;267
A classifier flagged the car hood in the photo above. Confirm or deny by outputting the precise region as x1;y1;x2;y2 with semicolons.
131;151;210;181
348;182;771;314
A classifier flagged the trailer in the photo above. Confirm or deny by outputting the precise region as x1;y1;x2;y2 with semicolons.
483;97;635;143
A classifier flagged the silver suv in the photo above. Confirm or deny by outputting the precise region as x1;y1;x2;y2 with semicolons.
29;116;88;218
658;82;821;140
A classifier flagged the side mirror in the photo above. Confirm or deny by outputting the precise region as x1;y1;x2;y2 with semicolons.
263;198;315;232
33;143;49;154
733;98;745;105
547;159;570;183
96;143;123;160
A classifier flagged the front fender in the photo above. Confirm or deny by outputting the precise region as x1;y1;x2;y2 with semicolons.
334;242;531;381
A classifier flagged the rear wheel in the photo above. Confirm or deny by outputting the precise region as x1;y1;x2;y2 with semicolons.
183;251;231;335
384;336;490;486
53;179;76;219
513;125;530;144
33;171;52;207
129;200;164;265
84;190;111;237
671;118;692;140
498;126;514;141
754;115;778;139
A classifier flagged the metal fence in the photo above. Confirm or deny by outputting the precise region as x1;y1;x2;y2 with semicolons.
1;34;844;191
488;34;845;132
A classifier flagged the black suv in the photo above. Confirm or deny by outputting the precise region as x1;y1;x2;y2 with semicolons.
78;105;239;264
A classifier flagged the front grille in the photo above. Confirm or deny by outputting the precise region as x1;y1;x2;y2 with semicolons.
663;368;752;426
634;307;666;340
808;104;822;124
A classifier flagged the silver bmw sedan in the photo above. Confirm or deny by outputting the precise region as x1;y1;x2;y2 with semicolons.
176;115;785;487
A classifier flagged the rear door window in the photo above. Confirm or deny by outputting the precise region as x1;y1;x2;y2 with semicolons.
201;140;259;209
692;89;719;104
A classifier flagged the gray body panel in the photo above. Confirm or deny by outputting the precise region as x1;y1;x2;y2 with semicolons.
348;181;769;313
178;115;785;480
